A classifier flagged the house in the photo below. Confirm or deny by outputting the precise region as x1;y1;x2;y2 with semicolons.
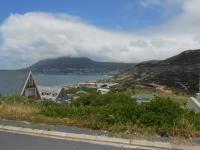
77;82;97;89
97;88;110;94
39;86;72;103
39;86;62;101
0;70;41;99
73;90;89;100
186;75;200;113
21;70;41;99
96;83;118;94
187;93;200;113
56;87;73;103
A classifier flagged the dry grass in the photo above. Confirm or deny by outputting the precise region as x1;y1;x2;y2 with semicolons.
0;102;199;138
0;104;38;120
0;104;81;128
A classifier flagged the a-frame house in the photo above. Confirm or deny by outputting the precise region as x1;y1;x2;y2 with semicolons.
21;70;41;99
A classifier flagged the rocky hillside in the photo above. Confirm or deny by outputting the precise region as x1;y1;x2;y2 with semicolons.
29;57;134;74
119;49;200;93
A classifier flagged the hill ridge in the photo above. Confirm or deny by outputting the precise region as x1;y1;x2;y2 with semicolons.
120;49;200;93
29;57;134;74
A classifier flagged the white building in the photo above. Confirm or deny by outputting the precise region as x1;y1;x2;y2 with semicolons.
38;86;62;101
97;88;110;94
38;86;72;104
187;93;200;113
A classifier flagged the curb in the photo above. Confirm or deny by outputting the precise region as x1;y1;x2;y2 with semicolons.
0;125;199;150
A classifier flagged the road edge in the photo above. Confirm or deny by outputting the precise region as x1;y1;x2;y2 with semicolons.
0;125;199;150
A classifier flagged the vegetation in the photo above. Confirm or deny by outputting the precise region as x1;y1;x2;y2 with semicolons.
0;94;199;137
66;87;96;95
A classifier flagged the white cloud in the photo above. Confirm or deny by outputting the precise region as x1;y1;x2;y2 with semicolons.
0;0;200;69
140;0;162;8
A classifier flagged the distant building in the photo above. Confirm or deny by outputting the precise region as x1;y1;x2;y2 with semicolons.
34;86;72;103
56;87;73;103
77;82;97;89
21;71;41;99
187;93;200;113
187;73;200;113
0;70;41;99
96;82;118;94
39;86;62;101
77;82;118;89
73;90;89;100
97;88;110;94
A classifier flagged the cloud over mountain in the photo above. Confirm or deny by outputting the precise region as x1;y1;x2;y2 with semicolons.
0;0;200;69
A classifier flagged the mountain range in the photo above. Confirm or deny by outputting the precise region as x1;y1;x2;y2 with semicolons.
29;57;134;74
119;49;200;93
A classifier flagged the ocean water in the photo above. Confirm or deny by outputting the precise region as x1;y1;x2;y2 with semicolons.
34;74;109;87
0;70;110;95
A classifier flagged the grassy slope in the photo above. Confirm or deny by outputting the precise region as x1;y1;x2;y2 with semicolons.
0;94;199;138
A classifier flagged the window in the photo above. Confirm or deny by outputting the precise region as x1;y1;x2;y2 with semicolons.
52;93;58;97
28;76;34;86
25;88;35;97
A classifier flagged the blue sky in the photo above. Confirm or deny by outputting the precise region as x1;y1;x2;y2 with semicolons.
0;0;182;31
0;0;200;69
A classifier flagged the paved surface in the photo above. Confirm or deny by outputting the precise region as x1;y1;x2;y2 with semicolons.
0;119;108;136
0;119;174;142
1;119;200;145
0;119;199;150
0;131;132;150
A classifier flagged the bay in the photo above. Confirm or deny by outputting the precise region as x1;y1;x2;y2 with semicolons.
34;74;109;87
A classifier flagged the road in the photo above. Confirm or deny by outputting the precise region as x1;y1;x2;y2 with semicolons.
0;120;199;150
0;131;132;150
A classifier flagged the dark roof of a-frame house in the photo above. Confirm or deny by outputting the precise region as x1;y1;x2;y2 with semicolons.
0;70;30;96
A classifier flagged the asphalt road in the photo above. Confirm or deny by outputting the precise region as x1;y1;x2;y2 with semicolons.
0;131;132;150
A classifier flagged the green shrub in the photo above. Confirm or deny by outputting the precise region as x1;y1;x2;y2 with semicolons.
39;101;98;119
39;101;69;117
72;92;133;107
1;94;35;105
95;103;143;125
139;97;183;134
183;109;200;131
2;94;199;137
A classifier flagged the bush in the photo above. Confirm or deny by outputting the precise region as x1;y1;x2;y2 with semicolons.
1;94;199;137
39;101;98;119
39;101;69;117
95;103;143;125
183;109;200;131
72;92;133;107
1;94;35;105
41;95;187;135
139;97;183;134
